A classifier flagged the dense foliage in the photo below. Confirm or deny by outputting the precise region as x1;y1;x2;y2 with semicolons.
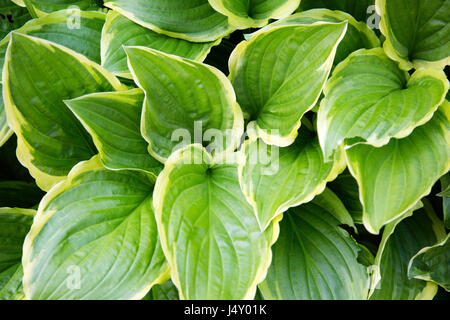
0;0;449;300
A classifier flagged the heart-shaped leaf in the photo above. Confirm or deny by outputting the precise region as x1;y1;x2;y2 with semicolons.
208;0;299;29
23;156;169;300
65;89;163;176
346;105;450;234
229;22;347;147
238;127;346;230
258;191;369;300
0;208;35;300
3;33;126;191
104;0;234;42
318;48;448;161
153;144;279;299
125;46;243;162
101;11;218;79
377;0;450;70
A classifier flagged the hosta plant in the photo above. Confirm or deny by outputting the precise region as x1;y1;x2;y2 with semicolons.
0;0;449;301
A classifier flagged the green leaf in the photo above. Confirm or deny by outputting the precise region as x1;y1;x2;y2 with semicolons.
101;11;218;79
125;46;243;163
318;48;448;161
23;156;169;300
377;0;450;70
65;89;162;176
238;127;346;230
328;171;363;224
0;208;35;300
298;0;374;22
3;33;126;191
208;0;299;29
258;193;369;300
408;234;450;292
0;0;31;39
103;0;234;42
229;22;347;147
0;181;45;208
24;0;99;17
0;82;12;147
346;106;450;234
143;280;179;300
370;202;444;300
153;144;279;299
253;9;380;67
0;9;106;71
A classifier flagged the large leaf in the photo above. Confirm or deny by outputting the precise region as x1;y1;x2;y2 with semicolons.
24;0;99;17
103;0;234;42
377;0;450;70
297;0;374;22
0;208;35;300
143;280;179;300
0;9;106;71
238;127;346;230
101;11;217;79
153;144;279;299
229;22;347;147
370;202;445;299
0;0;31;39
253;9;380;67
346;106;450;234
318;48;448;161
408;234;450;292
65;89;162;176
328;171;363;223
22;156;169;300
2;33;125;191
208;0;299;29
258;192;369;300
125;46;243;162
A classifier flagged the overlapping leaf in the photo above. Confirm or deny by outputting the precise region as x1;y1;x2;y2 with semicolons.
2;33;126;191
254;9;380;66
0;0;31;39
65;89;162;176
370;203;445;299
153;145;279;299
229;22;347;146
126;46;243;162
377;0;450;70
318;48;448;161
346;106;450;234
104;0;234;42
408;234;450;292
258;191;369;300
101;11;217;79
238;127;346;230
22;156;169;300
328;171;363;223
208;0;299;29
143;280;179;300
440;173;450;229
0;208;35;300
